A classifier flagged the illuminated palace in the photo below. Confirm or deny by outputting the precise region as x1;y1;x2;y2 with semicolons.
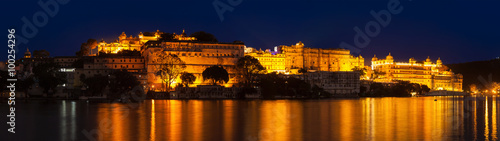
371;53;463;91
97;30;163;54
246;41;364;74
142;37;244;88
92;30;244;89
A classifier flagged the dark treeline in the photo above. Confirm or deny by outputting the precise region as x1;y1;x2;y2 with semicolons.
447;58;500;91
360;80;430;97
256;73;330;99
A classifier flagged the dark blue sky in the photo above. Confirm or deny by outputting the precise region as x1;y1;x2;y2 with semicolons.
2;0;499;65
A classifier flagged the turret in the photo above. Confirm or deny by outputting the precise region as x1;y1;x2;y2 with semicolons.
424;56;432;65
295;41;304;47
139;32;144;39
437;57;442;65
409;57;416;64
119;32;127;40
386;53;393;60
372;54;378;61
24;48;31;58
155;29;161;38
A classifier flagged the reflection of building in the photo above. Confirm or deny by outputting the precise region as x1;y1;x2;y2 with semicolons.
245;42;364;74
303;71;360;95
371;53;463;91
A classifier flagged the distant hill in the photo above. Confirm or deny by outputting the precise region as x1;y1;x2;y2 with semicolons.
446;58;500;91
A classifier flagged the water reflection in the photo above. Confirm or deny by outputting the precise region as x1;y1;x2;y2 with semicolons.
59;101;77;141
6;96;500;140
85;97;500;140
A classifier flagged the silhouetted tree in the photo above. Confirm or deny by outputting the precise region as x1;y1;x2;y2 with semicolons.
32;62;66;94
202;65;229;85
155;53;186;91
18;75;34;98
82;74;109;96
351;66;367;76
0;70;8;91
190;31;218;42
298;68;308;74
258;72;285;99
76;39;97;56
109;70;140;98
33;50;50;58
236;55;265;86
180;72;196;87
159;33;174;41
421;85;431;93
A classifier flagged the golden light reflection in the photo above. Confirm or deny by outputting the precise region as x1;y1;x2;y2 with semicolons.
259;100;291;141
223;100;234;141
190;100;202;141
493;98;497;140
111;103;127;141
485;97;489;139
339;100;354;140
150;100;156;141
168;100;182;141
90;98;500;141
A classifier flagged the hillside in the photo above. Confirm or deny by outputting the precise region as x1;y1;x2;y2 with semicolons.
446;58;500;91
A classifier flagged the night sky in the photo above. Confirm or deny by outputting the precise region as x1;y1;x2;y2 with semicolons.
2;0;499;65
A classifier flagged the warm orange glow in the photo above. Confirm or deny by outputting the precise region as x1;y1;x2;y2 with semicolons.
372;54;463;91
150;100;156;141
223;100;234;141
168;100;182;141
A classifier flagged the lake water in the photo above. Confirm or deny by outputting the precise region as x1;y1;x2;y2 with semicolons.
2;96;500;141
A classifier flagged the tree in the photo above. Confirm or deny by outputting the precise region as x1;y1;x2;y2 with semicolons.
236;56;265;86
32;62;66;94
180;72;196;87
351;66;367;77
298;68;308;81
371;70;386;80
33;50;50;58
82;74;109;96
109;70;140;98
258;72;286;99
18;75;34;96
76;39;97;56
155;53;186;91
0;70;8;91
190;31;218;42
421;85;431;93
298;68;308;74
202;65;229;85
159;33;174;41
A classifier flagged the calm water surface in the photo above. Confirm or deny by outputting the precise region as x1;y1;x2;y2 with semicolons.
2;96;500;141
